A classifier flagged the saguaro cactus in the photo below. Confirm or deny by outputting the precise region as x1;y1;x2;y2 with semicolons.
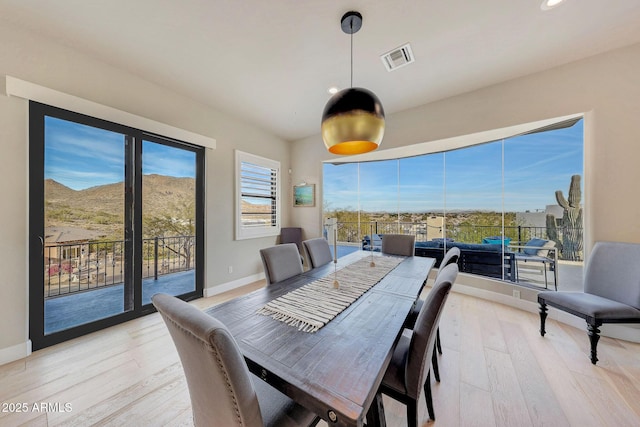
545;214;562;254
555;175;583;261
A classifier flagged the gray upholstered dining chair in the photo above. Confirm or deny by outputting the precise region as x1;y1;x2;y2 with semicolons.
152;293;320;427
404;246;460;365
538;241;640;364
260;243;304;285
406;247;460;328
302;237;334;268
381;234;416;257
378;263;458;426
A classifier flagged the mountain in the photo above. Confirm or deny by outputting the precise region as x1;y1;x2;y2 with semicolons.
44;175;197;236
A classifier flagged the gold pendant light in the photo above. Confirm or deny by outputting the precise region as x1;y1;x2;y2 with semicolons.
321;11;385;155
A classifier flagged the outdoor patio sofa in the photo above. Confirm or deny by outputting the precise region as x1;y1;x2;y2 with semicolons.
363;235;515;280
414;240;515;280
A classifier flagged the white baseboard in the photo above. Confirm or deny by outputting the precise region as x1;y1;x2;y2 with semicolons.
0;340;32;366
453;282;540;314
204;273;265;298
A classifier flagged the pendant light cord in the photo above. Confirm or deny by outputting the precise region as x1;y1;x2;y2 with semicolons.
350;19;353;88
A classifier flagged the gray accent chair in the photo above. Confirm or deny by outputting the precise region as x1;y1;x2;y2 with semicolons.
378;263;458;426
538;241;640;364
260;243;304;285
302;237;334;269
280;227;303;253
280;227;304;264
152;294;319;427
381;234;416;257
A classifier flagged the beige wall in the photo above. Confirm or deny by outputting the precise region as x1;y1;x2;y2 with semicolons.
291;43;640;256
0;22;292;361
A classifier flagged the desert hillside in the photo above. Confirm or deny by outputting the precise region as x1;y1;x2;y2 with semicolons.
45;175;195;237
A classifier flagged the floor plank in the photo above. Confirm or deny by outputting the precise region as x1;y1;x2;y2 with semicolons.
459;381;496;427
500;320;570;426
485;348;532;427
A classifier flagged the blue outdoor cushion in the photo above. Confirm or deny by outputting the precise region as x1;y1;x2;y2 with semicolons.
482;237;512;245
451;242;503;252
415;240;442;249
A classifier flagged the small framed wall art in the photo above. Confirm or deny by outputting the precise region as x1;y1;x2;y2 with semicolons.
293;184;315;207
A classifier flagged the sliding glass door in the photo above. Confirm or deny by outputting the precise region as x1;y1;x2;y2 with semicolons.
141;138;198;304
29;102;204;350
39;114;132;337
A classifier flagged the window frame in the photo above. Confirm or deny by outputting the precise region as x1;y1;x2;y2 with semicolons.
29;101;205;350
235;150;281;240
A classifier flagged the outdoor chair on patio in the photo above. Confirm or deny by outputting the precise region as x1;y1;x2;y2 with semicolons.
362;234;382;251
152;294;320;427
538;241;640;364
511;238;557;289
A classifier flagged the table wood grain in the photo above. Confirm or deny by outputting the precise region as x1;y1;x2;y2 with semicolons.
206;252;435;427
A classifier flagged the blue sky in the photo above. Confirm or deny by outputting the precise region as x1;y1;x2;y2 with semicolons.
44;116;195;190
44;115;582;213
323;119;583;213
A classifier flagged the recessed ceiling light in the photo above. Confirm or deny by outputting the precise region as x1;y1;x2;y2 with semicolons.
328;87;339;95
541;0;566;11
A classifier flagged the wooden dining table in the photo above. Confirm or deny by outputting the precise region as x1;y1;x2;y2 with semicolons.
205;250;435;427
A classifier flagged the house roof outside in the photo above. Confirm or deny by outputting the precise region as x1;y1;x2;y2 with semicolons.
516;204;565;229
44;226;106;245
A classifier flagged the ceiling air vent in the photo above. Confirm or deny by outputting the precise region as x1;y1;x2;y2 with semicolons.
381;43;415;72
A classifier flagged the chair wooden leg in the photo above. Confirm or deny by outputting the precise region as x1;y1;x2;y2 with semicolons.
587;321;602;365
366;392;387;427
436;327;442;354
406;399;418;427
423;371;435;421
432;346;440;382
539;302;548;336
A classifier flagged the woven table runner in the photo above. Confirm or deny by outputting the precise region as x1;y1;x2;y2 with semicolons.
257;255;403;332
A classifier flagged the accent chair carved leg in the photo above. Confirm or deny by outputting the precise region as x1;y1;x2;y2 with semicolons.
539;301;548;336
436;327;442;354
587;321;602;365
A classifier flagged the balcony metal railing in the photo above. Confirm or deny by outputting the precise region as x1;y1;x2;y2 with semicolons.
44;235;195;298
332;221;582;261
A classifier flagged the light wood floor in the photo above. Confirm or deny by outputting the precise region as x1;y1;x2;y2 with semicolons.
2;281;639;427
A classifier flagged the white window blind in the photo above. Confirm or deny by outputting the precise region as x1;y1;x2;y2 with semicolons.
235;151;280;240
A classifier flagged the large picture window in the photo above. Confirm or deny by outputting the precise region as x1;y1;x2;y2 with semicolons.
323;118;584;290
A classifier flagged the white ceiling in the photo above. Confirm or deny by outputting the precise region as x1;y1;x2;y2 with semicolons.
2;0;640;142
